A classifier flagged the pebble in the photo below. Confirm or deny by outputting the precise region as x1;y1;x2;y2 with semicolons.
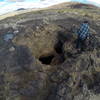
9;47;15;52
13;30;19;35
36;26;39;30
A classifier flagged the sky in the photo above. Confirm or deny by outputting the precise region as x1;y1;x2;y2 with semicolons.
0;0;100;15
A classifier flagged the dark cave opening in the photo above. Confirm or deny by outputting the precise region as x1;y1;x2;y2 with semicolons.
39;55;54;65
39;32;67;65
54;40;63;54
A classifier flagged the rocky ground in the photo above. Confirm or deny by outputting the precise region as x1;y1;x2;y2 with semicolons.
0;2;100;100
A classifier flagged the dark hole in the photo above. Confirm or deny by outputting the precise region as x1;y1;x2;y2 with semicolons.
78;80;83;88
54;40;63;54
39;55;54;65
66;52;73;57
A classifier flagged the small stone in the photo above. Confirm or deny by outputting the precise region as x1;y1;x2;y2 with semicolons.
9;47;15;52
34;32;41;37
13;30;19;35
36;26;39;30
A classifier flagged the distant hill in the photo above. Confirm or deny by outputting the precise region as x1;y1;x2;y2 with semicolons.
17;8;26;11
48;2;99;9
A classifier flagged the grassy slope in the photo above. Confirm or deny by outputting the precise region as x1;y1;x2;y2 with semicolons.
0;2;100;23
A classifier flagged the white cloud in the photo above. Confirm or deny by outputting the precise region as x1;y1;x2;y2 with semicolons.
0;2;46;15
88;0;100;5
0;2;5;5
0;1;6;5
39;0;71;7
0;0;71;15
6;0;25;2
